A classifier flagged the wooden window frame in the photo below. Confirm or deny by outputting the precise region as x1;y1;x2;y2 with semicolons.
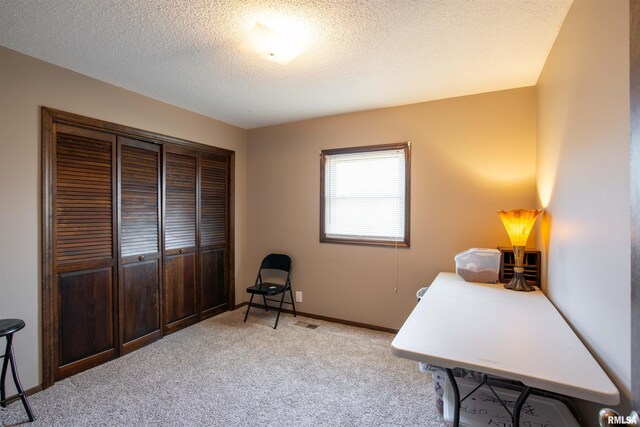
319;142;411;248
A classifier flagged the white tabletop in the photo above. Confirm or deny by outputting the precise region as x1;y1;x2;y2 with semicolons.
391;272;620;405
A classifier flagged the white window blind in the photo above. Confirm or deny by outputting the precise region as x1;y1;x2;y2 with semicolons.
324;147;406;243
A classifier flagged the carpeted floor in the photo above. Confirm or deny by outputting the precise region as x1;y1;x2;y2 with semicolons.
0;308;448;426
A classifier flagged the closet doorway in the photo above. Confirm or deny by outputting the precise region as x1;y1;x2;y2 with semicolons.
41;108;235;387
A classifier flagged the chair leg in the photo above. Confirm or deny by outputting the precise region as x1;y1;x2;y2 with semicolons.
6;335;34;422
289;286;297;317
263;295;268;311
244;294;255;322
274;291;286;329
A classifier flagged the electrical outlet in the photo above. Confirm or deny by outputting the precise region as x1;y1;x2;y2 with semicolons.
295;291;303;302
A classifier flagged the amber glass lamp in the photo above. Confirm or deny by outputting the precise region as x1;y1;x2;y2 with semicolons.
497;209;543;292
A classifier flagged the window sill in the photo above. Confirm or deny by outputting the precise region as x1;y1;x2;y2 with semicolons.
320;235;410;248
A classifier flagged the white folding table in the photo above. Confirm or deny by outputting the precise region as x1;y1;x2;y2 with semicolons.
391;272;619;426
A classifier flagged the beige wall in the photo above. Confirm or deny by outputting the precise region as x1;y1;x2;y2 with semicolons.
6;8;630;421
536;0;631;421
247;87;537;330
0;46;248;391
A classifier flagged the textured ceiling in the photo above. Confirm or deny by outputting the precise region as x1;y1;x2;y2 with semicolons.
0;0;572;129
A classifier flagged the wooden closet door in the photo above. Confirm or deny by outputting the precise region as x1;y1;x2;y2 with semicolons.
163;146;198;334
199;154;229;319
118;137;162;354
53;123;117;380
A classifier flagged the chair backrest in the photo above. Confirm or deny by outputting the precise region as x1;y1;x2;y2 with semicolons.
260;253;292;273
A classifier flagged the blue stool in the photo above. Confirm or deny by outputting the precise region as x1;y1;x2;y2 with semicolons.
0;319;34;422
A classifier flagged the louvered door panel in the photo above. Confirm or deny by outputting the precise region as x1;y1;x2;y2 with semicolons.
121;143;159;256
200;157;228;247
163;148;198;334
56;134;113;264
53;124;117;380
199;154;228;319
118;137;162;354
165;152;196;250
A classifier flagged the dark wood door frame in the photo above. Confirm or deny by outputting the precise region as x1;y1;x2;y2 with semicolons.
630;0;639;413
41;107;236;388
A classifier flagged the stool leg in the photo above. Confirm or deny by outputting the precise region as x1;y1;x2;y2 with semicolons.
5;334;35;422
0;337;9;407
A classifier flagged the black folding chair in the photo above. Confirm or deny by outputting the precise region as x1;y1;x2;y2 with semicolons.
243;254;296;329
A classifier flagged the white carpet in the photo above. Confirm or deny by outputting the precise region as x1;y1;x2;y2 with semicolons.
1;308;448;426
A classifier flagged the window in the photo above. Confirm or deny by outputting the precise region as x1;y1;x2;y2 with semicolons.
320;142;410;247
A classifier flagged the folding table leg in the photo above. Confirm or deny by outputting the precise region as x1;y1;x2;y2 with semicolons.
444;368;532;427
512;386;532;426
445;368;460;427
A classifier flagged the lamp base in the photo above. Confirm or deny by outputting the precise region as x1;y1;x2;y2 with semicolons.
504;271;536;292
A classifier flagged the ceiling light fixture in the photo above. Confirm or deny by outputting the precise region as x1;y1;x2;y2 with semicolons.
241;22;310;65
